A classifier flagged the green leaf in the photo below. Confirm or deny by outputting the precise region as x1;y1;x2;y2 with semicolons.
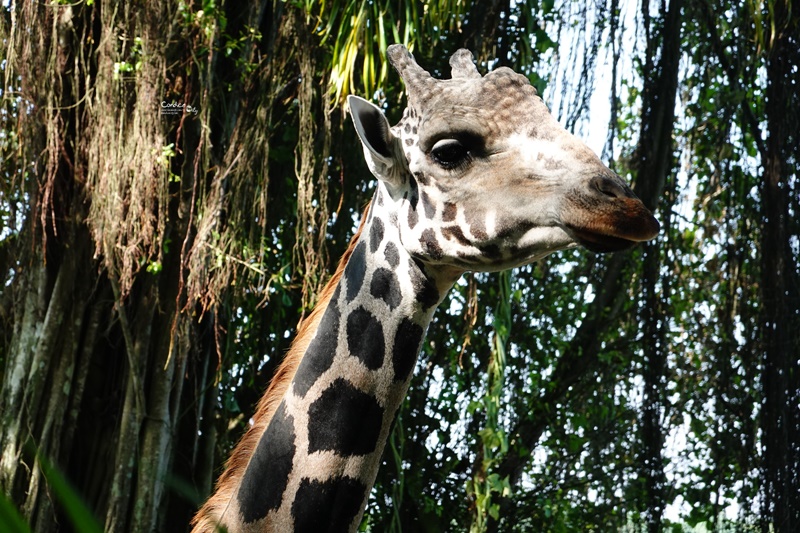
38;454;103;533
0;491;31;533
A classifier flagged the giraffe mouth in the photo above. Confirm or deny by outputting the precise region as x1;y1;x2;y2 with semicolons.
567;227;642;253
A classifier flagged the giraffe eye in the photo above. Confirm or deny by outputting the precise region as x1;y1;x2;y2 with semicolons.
430;139;470;169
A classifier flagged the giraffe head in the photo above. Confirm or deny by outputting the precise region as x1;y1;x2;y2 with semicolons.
349;45;659;273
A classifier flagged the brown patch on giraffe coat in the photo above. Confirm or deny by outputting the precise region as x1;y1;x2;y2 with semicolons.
442;225;472;246
344;241;368;301
292;292;341;398
420;229;444;260
346;307;386;369
420;190;436;218
408;258;440;309
442;202;457;222
464;208;488;240
392;318;425;382
291;476;367;533
407;204;418;229
370;267;402;309
369;218;384;253
306;378;384;455
384;242;400;267
237;402;296;522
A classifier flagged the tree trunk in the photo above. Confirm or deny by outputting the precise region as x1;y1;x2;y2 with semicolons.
0;2;220;531
759;3;800;529
635;0;682;529
0;0;306;530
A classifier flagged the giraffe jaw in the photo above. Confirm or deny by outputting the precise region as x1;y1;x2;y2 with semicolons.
566;227;645;253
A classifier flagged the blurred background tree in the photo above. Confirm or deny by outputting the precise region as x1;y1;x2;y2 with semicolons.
0;0;797;531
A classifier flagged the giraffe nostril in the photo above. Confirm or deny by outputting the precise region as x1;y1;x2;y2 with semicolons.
590;175;630;199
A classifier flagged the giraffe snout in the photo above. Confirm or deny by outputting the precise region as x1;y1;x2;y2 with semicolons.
561;174;660;253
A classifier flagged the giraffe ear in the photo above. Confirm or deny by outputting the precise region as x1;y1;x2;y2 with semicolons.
348;95;403;184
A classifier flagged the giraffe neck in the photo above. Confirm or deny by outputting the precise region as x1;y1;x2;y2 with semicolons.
230;189;454;532
195;44;661;533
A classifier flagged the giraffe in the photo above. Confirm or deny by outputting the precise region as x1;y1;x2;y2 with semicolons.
192;45;659;533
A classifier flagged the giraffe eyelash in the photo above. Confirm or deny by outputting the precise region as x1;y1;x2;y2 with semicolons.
430;138;474;171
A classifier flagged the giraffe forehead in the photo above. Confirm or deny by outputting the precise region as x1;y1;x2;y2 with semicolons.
422;64;538;102
404;88;554;146
478;67;541;106
392;45;555;140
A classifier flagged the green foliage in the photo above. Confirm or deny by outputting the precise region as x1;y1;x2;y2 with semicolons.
113;37;144;80
468;271;513;533
37;454;103;533
1;450;104;533
308;0;467;105
0;491;30;533
2;0;797;531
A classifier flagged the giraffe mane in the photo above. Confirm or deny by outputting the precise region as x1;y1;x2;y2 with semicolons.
192;204;371;533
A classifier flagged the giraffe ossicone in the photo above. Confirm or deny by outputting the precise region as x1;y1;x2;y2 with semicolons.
192;44;659;533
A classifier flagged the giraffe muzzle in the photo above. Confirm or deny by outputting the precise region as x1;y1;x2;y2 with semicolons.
564;177;660;252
